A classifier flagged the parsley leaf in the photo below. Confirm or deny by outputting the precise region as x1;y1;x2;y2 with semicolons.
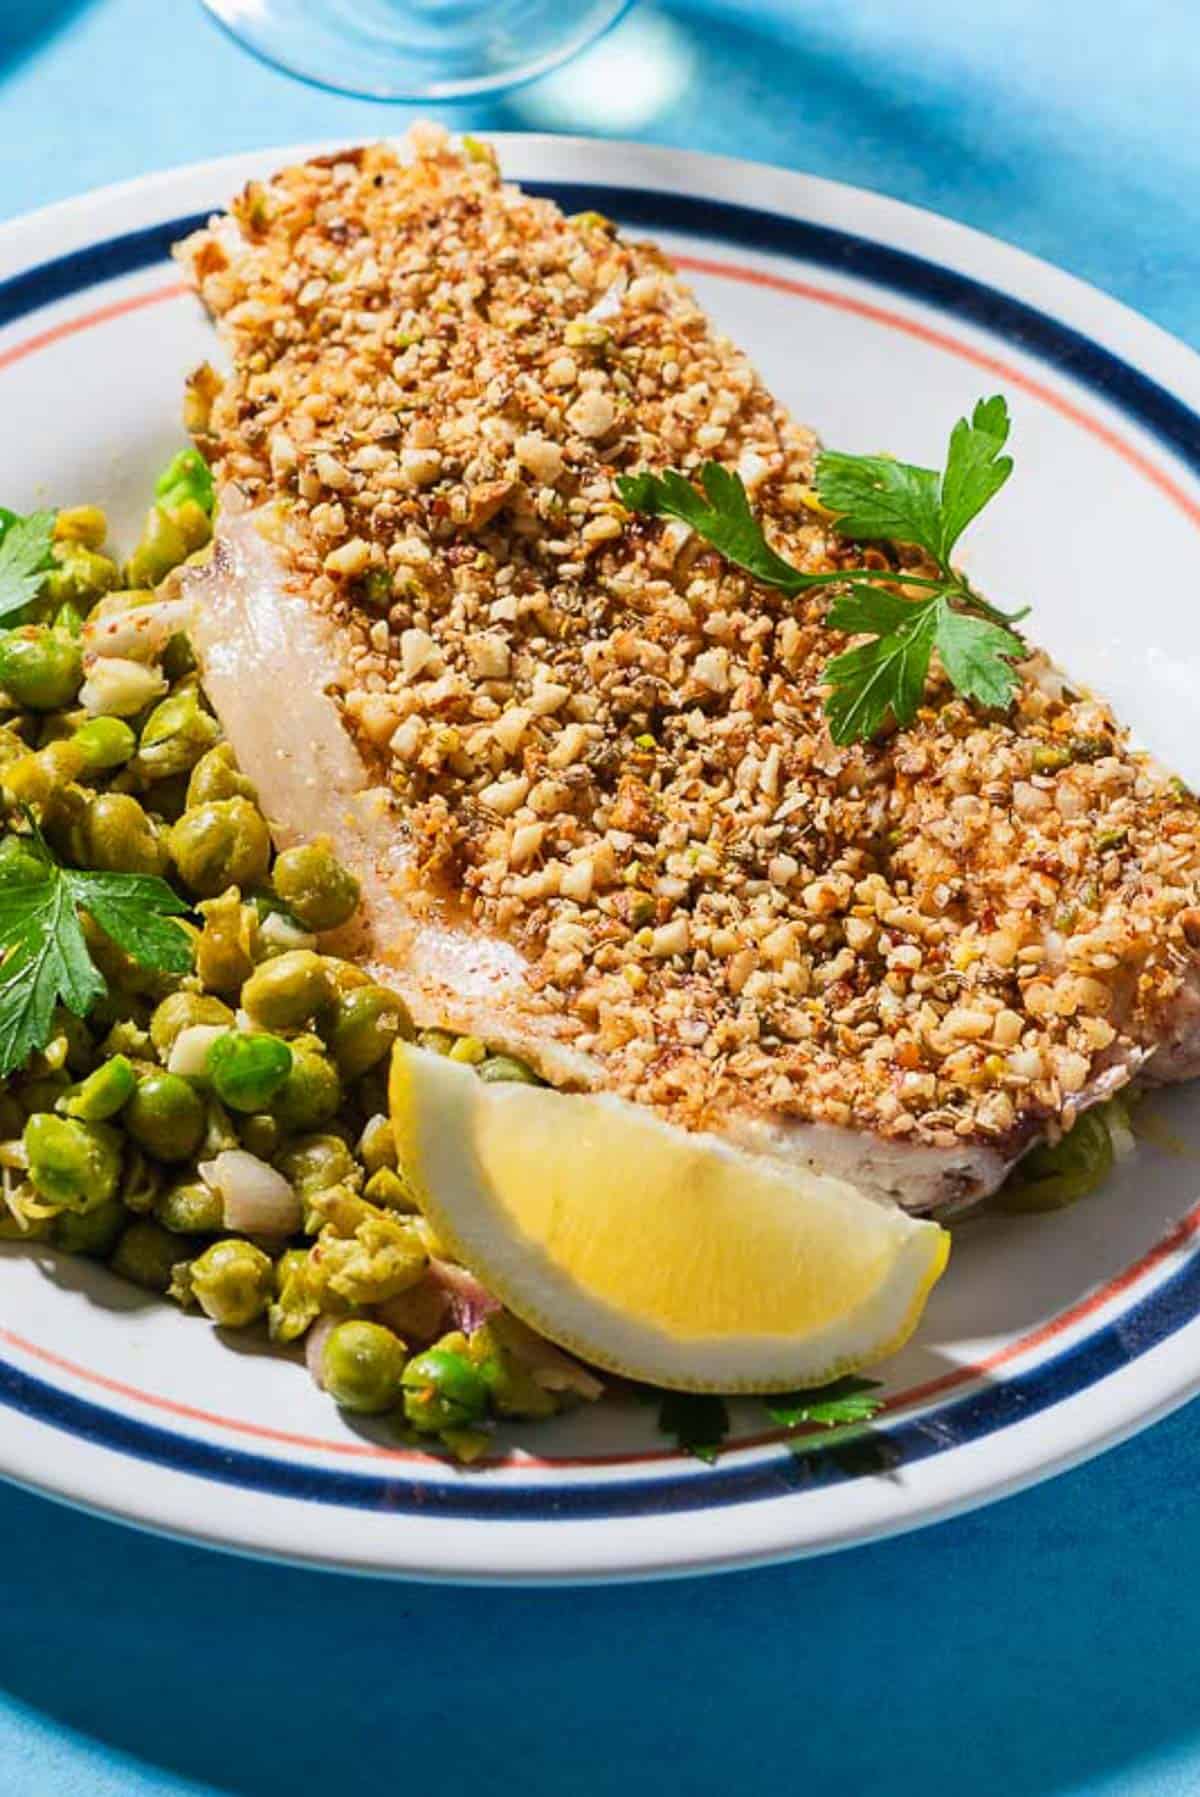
937;394;1013;558
765;1377;890;1472
824;600;940;744
0;855;105;1076
814;450;943;551
67;870;194;975
932;601;1024;711
619;395;1025;744
655;1390;730;1464
815;396;1013;566
0;511;55;625
764;1375;884;1431
0;834;192;1077
617;464;809;593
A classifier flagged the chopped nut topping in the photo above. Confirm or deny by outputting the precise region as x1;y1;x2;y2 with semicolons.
178;131;1200;1152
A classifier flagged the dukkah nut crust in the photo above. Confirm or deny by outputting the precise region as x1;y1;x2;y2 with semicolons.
178;127;1200;1157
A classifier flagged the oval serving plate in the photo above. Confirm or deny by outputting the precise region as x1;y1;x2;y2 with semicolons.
0;135;1198;1582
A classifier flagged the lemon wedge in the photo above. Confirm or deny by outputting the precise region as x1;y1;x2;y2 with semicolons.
390;1044;949;1393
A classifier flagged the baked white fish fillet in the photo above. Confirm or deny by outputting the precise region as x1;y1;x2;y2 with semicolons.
164;130;1200;1212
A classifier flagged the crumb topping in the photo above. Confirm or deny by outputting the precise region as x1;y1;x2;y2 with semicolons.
178;128;1200;1150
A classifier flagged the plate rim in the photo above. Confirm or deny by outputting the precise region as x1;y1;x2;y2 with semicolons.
1;132;1198;1581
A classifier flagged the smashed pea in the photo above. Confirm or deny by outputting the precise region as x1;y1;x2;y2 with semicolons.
184;1238;273;1327
207;1031;293;1113
0;474;606;1464
24;1113;121;1211
124;1072;205;1163
322;1319;407;1414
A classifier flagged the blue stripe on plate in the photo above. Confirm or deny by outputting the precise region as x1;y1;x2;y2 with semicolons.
3;188;1198;469
3;1228;1196;1519
0;181;1196;1520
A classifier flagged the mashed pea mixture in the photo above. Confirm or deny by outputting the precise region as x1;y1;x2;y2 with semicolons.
0;458;587;1463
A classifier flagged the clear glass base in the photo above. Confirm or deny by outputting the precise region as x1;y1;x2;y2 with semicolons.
199;0;636;100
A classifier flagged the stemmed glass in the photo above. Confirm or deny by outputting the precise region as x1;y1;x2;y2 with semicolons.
198;0;637;100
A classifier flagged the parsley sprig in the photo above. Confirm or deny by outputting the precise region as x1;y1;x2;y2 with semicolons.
651;1376;886;1466
0;828;193;1077
0;510;56;626
617;395;1027;745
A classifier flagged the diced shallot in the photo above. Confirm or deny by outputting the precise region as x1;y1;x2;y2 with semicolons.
167;1024;227;1079
490;1312;605;1400
79;657;167;718
199;1149;301;1236
305;1315;338;1388
83;596;196;664
428;1257;501;1334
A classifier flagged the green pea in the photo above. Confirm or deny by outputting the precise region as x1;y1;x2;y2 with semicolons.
242;951;336;1032
328;984;412;1081
358;1113;397;1174
194;890;258;994
1;743;81;810
24;1114;121;1212
80;792;164;876
137;688;221;780
322;1320;408;1414
124;1072;205;1163
206;1031;293;1112
271;839;361;932
62;1054;135;1122
187;1238;273;1327
0;833;47;886
155;447;215;518
478;1053;541;1085
185;742;257;807
149;990;235;1059
154;1178;224;1235
0;628;83;709
72;715;136;772
274;1133;356;1200
125;505;189;589
238;1113;282;1160
168;499;212;556
44;540;120;608
110;1218;183;1293
271;1048;341;1131
53;1198;126;1258
168;797;270;897
362;1167;416;1212
98;1017;153;1064
274;1246;310;1294
53;506;108;551
402;1344;490;1434
269;1245;321;1344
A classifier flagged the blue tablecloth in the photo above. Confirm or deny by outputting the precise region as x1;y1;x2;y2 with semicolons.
4;3;1200;1792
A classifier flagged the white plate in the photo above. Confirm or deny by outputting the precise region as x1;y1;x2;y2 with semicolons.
1;135;1198;1582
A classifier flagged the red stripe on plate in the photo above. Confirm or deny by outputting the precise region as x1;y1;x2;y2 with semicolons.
674;253;1200;531
0;283;190;375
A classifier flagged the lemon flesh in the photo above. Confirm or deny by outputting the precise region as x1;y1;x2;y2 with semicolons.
390;1045;949;1393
